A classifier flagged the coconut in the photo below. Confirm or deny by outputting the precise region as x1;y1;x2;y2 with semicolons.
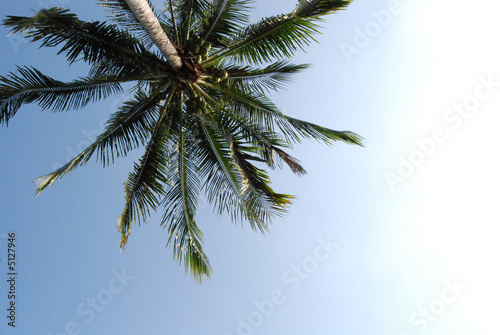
195;55;203;63
216;69;228;80
199;46;209;56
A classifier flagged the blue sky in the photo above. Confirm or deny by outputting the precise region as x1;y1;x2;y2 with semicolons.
1;0;499;334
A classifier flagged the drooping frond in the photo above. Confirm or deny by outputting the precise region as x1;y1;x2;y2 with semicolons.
34;90;163;195
212;108;307;175
208;0;352;64
119;85;177;248
266;146;307;176
295;0;351;17
161;96;211;281
0;66;123;125
196;121;249;221
228;135;293;225
194;106;291;231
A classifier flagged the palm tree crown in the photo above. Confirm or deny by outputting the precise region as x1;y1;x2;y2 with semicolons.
0;0;362;281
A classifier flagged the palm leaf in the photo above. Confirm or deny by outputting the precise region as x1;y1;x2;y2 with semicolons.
195;107;291;231
228;136;293;225
280;114;365;146
200;0;251;48
214;109;307;175
34;90;163;195
3;7;146;67
161;94;211;281
119;85;178;248
225;61;310;93
200;80;363;147
208;0;352;64
0;67;124;124
195;111;274;229
196;122;248;221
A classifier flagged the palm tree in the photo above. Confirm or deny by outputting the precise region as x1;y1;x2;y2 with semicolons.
0;0;363;281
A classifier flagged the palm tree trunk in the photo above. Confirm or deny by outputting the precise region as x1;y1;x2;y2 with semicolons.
124;0;183;71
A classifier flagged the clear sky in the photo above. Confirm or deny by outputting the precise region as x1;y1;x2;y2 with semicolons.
1;0;499;334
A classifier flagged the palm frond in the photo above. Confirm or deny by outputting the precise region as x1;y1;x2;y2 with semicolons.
216;109;307;175
200;80;283;132
118;86;178;248
200;0;251;48
161;94;211;281
3;7;146;67
225;61;310;93
34;90;163;195
0;67;123;124
280;114;365;146
208;0;352;64
229;136;293;225
265;147;306;175
195;111;274;229
194;107;290;231
196;122;248;221
202;80;363;147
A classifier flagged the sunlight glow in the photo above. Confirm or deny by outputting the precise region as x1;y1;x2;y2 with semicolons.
415;1;500;333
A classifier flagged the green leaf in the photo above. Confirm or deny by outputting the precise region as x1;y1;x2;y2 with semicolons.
33;90;163;195
161;93;211;281
225;61;310;93
119;86;178;248
200;0;252;48
3;7;146;66
0;67;123;124
209;0;352;64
